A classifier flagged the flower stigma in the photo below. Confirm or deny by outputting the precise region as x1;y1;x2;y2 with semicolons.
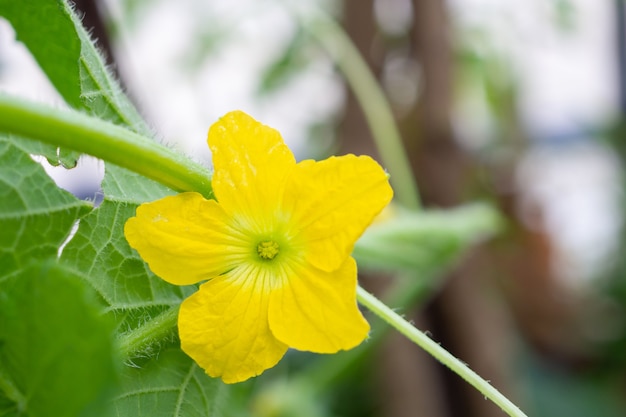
257;240;279;260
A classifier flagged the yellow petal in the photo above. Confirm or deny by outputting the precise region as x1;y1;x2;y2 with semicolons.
124;192;248;286
284;155;393;272
178;266;288;383
268;256;369;353
208;111;296;229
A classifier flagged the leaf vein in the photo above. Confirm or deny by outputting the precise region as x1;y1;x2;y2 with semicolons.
173;363;197;417
113;386;181;400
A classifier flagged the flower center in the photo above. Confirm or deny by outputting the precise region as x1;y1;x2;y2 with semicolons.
257;240;279;260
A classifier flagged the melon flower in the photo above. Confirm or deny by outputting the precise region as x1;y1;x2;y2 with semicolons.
124;111;393;383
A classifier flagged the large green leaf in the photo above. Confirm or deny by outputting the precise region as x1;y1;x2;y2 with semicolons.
0;261;117;417
112;348;225;417
0;139;90;280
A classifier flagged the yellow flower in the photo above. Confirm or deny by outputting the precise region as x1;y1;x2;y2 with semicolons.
124;111;393;383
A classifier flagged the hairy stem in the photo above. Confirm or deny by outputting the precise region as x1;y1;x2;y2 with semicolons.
0;94;213;198
118;307;179;358
356;286;528;417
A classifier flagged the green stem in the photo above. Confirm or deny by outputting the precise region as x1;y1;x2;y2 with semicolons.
298;8;421;210
118;307;179;358
356;286;528;417
0;94;213;198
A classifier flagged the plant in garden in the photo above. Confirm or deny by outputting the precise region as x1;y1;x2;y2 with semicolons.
0;1;527;416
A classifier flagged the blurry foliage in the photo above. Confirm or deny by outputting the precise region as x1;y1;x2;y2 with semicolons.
518;350;626;417
596;119;626;371
257;28;311;95
551;0;578;32
115;0;166;28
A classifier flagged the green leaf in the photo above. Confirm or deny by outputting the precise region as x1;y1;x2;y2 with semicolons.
112;348;225;417
0;139;90;280
74;17;151;135
57;199;222;415
0;260;117;417
101;164;174;204
59;200;188;359
0;0;82;108
7;134;80;169
58;199;190;363
58;202;221;413
353;203;502;274
59;201;192;315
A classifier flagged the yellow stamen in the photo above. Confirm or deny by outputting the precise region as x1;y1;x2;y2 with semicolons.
257;240;279;260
